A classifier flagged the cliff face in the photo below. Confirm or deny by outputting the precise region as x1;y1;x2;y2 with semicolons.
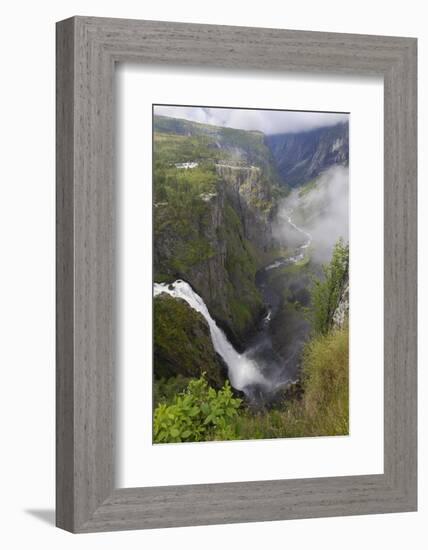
154;163;276;346
333;282;349;330
215;164;275;250
266;122;349;187
154;115;279;182
153;115;283;346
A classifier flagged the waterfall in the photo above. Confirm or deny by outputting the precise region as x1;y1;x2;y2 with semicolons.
154;280;270;392
153;212;312;394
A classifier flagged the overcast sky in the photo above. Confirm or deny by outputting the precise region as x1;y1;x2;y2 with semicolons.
154;105;348;135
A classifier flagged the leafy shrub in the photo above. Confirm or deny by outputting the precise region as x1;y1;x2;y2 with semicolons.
153;375;242;443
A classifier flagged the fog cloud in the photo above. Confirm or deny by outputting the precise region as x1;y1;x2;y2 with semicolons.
274;166;349;264
154;105;348;135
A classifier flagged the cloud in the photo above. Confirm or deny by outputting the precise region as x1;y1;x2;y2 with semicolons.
154;105;348;135
274;165;349;264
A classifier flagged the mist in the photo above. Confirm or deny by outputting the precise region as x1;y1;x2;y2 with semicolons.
154;105;348;135
274;165;349;264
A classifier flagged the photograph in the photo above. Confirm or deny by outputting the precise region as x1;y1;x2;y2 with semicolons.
152;104;350;444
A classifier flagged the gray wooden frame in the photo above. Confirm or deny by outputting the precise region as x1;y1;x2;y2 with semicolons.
56;16;417;533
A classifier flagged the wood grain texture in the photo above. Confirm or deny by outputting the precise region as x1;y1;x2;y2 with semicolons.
56;16;417;533
56;18;75;532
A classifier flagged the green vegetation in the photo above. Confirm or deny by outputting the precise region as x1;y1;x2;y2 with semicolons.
232;325;348;438
153;325;348;442
154;133;219;166
311;239;349;335
153;237;349;444
154;114;280;182
154;294;225;387
223;203;263;334
153;163;218;278
153;375;191;410
298;326;349;434
152;114;349;444
154;376;241;443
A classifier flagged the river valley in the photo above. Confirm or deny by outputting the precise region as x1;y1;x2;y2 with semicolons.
152;109;350;442
154;204;314;403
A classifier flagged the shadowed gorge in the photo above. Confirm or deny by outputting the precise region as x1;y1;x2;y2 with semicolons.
152;108;349;442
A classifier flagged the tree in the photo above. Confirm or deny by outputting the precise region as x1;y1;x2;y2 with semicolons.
311;239;349;335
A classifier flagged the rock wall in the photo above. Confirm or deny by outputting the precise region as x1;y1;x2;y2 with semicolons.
333;283;349;330
215;164;275;251
266;122;349;187
154;164;277;347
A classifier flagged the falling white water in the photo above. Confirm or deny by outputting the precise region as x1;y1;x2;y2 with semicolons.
154;280;270;392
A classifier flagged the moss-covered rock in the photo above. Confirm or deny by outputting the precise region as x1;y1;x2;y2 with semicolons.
153;294;225;388
222;201;264;338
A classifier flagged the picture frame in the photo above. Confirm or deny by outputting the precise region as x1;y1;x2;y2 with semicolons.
56;16;417;533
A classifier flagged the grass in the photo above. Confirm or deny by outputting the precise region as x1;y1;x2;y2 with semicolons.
232;325;349;439
153;325;349;442
298;324;349;435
